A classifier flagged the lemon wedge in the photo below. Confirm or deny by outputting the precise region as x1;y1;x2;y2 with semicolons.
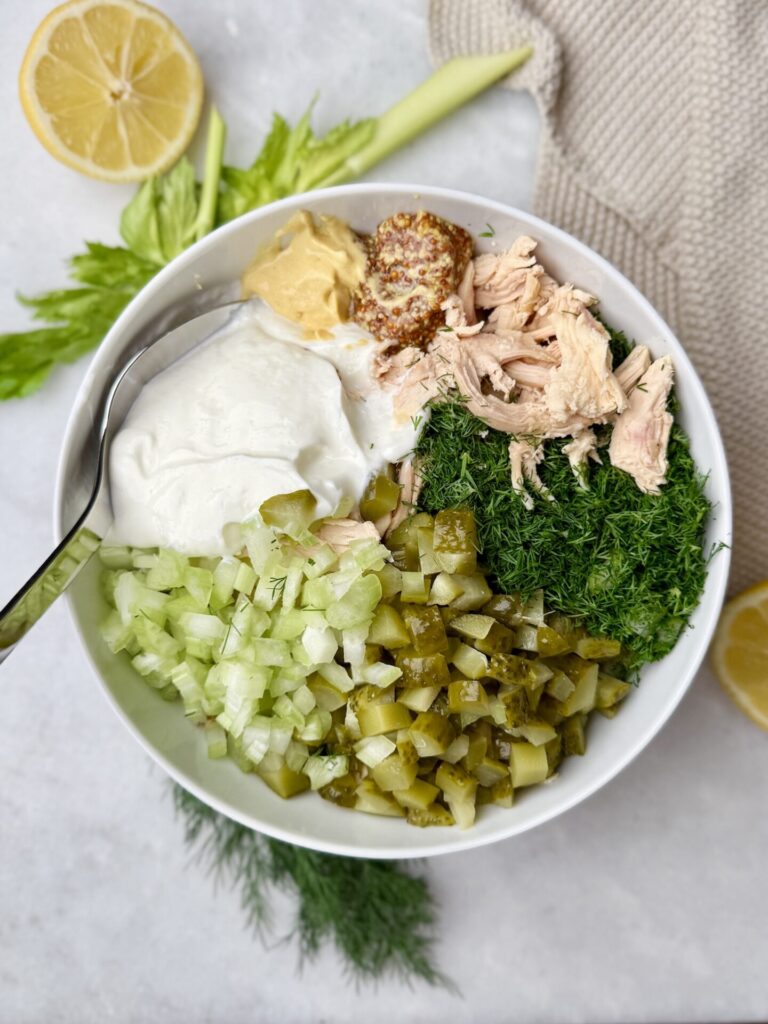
712;580;768;730
19;0;203;182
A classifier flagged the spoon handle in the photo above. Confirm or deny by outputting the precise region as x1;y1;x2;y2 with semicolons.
0;515;102;663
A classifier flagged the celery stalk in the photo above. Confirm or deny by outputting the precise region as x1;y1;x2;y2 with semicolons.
194;106;227;241
324;48;532;185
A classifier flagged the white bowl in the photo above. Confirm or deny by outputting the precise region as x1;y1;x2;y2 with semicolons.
55;184;732;859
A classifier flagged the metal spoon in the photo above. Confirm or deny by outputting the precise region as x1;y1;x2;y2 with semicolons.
0;300;242;663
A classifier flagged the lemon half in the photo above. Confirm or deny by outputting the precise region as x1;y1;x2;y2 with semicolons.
19;0;203;182
712;580;768;731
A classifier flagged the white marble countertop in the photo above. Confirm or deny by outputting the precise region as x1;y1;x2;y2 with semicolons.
1;2;766;1021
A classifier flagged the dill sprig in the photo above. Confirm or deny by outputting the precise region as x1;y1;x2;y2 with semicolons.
416;391;712;672
172;785;447;987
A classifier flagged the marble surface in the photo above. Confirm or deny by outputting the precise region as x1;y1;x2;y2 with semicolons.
1;2;766;1021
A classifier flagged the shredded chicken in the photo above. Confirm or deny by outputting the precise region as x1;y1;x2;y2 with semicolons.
508;439;552;509
614;344;652;394
609;356;674;494
385;458;424;535
441;294;484;337
312;518;380;553
456;262;477;325
545;306;626;423
563;429;602;488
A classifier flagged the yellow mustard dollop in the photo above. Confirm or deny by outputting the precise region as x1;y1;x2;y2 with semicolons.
241;211;366;336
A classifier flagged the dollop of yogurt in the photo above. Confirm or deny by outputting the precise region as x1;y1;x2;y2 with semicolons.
107;301;422;555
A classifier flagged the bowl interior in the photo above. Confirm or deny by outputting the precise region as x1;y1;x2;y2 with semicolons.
56;185;731;858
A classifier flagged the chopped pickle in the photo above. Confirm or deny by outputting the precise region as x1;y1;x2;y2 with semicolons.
357;702;412;736
360;475;402;521
447;679;489;714
436;761;477;802
488;774;514;807
400;571;431;604
395;650;450;688
487;652;540;687
409;711;456;756
509;742;549;787
596;673;633;709
546;670;576;703
514;623;571;656
397;685;440;713
417;527;441;575
474;621;516;655
367;604;410;649
441;733;470;764
545;733;563;774
428;572;465;606
449;642;489;680
471;756;508;787
371;752;419;792
517;719;558;747
259;489;317;538
449;574;493;611
562;714;587;756
375;563;403;599
258;764;310;798
463;721;492;771
401;605;449;655
307;674;347;712
319;772;359;807
448;613;496;640
355;778;406;816
560;663;599;715
407;804;454;827
576;636;623;660
433;509;478;574
393;778;440;811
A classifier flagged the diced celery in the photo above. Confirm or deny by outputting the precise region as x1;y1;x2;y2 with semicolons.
298;708;332;743
210;558;239;610
285;740;310;772
342;623;369;666
250;638;291;667
205;720;228;759
325;575;382;629
360;662;403;688
302;543;338;579
354;734;397;768
146;549;188;590
178;611;227;644
316;662;354;692
349;539;389;573
301;624;338;664
114;572;169;626
273;695;306;730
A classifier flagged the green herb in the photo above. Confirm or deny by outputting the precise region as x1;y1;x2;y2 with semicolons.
479;223;496;238
416;391;712;672
635;382;648;392
268;575;287;599
1;48;531;401
172;785;446;986
411;413;424;430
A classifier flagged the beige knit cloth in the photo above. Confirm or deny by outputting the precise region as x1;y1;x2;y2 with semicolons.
429;0;768;594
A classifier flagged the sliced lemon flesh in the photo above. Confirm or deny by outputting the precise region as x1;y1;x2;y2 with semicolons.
19;0;203;182
712;580;768;730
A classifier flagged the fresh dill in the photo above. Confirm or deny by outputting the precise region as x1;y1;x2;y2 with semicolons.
479;223;496;238
268;575;287;599
416;394;712;673
171;785;446;986
635;382;648;392
411;413;424;430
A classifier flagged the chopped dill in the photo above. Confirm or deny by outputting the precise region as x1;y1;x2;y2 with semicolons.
479;223;496;238
411;413;424;430
268;575;287;599
416;393;712;673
